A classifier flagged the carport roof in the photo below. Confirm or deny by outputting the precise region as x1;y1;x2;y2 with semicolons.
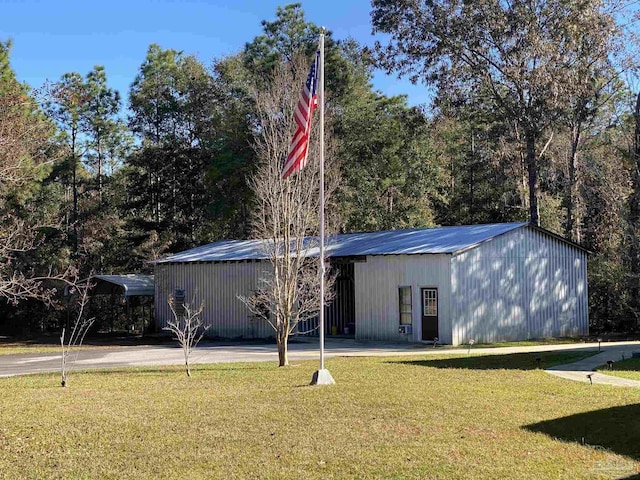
155;222;534;263
91;274;155;297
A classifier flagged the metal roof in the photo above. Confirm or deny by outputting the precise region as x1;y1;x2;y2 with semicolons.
156;223;531;263
91;274;155;297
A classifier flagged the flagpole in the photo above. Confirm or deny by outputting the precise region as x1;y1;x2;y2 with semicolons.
319;28;326;371
311;28;334;385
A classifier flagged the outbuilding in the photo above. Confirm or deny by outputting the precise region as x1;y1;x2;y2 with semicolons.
153;222;588;345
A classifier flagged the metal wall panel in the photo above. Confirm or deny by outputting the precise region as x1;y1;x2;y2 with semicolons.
154;224;588;346
450;226;588;345
154;261;274;339
354;254;452;343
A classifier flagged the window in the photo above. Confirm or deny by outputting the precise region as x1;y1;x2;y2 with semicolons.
423;288;438;316
399;286;412;325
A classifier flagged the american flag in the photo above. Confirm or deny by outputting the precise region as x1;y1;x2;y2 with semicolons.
282;51;319;179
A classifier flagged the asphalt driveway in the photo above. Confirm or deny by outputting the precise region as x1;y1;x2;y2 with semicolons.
2;339;639;379
1;339;426;377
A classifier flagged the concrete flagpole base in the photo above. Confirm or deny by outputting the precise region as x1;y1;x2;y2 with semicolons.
310;368;335;385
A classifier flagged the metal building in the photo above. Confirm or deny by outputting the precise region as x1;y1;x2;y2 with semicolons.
153;223;588;345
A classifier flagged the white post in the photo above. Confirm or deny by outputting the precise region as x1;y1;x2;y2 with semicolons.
311;29;335;385
319;30;326;371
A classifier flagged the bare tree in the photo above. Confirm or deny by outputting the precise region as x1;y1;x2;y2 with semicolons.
60;283;96;387
240;56;339;367
0;81;78;306
372;0;634;226
166;296;208;377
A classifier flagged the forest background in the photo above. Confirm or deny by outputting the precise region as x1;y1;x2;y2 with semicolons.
1;2;639;335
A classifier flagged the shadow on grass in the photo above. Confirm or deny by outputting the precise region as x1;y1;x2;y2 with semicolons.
524;404;640;478
388;351;597;371
598;358;640;373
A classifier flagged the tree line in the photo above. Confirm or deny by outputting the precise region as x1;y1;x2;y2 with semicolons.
1;2;639;334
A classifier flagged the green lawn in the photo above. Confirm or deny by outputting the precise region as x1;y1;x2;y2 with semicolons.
0;336;589;356
409;338;589;351
0;344;84;356
455;337;588;349
1;351;638;479
0;342;113;356
597;357;640;381
0;336;173;355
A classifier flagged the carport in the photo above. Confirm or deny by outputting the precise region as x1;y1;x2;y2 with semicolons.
90;273;156;333
80;275;155;334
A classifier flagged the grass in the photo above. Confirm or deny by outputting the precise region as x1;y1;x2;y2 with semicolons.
0;343;93;356
0;335;594;355
475;338;583;347
394;350;598;370
0;334;175;356
408;337;590;351
1;350;638;479
453;337;589;349
597;357;640;381
0;341;114;356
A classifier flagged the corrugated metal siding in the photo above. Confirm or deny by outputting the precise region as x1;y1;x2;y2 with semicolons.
154;261;274;339
450;226;588;345
354;254;452;343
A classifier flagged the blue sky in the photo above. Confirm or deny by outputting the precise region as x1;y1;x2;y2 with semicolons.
1;0;431;106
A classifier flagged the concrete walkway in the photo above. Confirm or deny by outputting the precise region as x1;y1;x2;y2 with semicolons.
546;344;640;387
1;339;640;381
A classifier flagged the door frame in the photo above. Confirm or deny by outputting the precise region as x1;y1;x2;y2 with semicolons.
420;286;439;341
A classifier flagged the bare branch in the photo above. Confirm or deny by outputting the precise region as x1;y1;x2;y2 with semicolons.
238;54;340;367
165;295;208;377
60;280;96;387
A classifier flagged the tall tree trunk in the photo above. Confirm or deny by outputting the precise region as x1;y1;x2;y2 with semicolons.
513;122;528;212
97;133;102;204
566;127;580;241
469;132;475;224
71;128;78;253
525;131;539;226
628;92;640;323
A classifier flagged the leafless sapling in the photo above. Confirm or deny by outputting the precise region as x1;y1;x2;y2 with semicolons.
166;296;208;377
60;283;96;387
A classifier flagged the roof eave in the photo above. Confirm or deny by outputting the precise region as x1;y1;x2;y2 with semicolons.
526;223;592;254
451;223;592;256
451;223;527;256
